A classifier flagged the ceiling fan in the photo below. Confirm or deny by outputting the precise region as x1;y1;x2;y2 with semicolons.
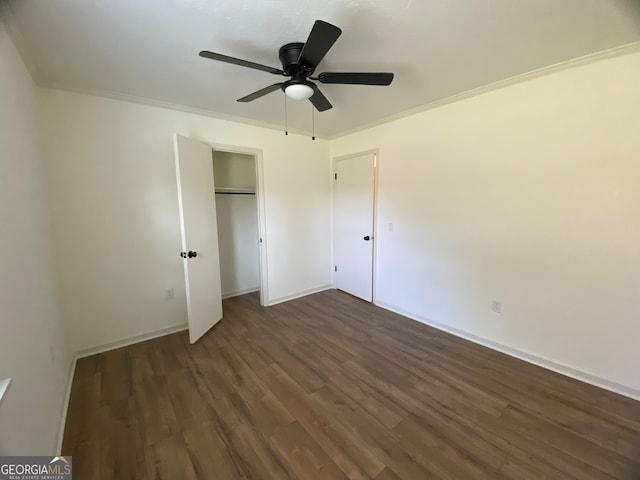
199;20;394;112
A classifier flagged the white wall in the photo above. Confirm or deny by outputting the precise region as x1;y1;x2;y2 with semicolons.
331;51;640;396
213;151;257;190
0;21;72;454
213;151;260;297
39;89;331;352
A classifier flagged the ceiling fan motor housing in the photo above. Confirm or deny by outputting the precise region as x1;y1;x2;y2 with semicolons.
279;42;309;76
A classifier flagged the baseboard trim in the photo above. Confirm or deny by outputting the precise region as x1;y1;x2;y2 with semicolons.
267;285;332;306
375;301;640;402
222;287;260;299
75;323;188;359
56;356;76;454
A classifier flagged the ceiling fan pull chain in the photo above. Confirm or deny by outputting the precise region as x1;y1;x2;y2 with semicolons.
311;105;316;141
284;94;288;136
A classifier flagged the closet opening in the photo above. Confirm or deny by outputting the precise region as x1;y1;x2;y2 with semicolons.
211;146;267;307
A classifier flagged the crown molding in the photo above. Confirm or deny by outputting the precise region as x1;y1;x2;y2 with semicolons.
40;82;327;140
330;41;640;140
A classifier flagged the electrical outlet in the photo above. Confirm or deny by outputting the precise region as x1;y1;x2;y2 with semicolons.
165;288;175;300
388;223;394;232
49;346;55;362
492;301;502;313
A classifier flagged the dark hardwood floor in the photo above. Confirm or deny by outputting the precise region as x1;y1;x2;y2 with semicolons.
62;290;640;479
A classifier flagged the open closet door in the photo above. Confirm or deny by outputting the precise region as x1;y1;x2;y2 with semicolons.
174;134;223;343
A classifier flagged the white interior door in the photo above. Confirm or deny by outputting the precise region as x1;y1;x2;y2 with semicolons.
333;153;375;301
174;134;223;343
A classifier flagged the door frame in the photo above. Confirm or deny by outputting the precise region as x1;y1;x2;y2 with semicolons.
331;149;380;303
209;142;268;306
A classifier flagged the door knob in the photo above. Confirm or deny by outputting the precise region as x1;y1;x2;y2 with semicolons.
363;235;371;241
180;252;187;258
188;251;198;258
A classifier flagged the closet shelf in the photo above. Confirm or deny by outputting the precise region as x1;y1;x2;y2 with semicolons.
215;187;256;195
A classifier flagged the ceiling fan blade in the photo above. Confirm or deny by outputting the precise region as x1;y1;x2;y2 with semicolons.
199;50;284;75
309;86;332;112
298;20;342;70
237;83;284;102
318;72;394;86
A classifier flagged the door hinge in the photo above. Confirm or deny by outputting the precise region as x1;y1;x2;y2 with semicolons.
334;173;337;180
334;266;337;272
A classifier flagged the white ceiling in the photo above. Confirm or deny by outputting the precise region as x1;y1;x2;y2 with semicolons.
4;0;640;137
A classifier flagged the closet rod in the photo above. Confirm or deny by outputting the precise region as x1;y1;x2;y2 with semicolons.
214;191;256;195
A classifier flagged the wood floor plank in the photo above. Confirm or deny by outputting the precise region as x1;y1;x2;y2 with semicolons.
62;369;101;448
500;405;637;479
310;384;442;480
62;290;640;479
269;421;351;480
392;414;506;480
61;364;101;479
131;375;179;447
100;397;148;480
264;363;386;479
374;467;403;480
98;348;131;406
215;346;296;437
147;433;198;480
182;420;250;479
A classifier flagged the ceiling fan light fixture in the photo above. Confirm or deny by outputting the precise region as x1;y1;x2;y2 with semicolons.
284;83;314;101
200;20;393;114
